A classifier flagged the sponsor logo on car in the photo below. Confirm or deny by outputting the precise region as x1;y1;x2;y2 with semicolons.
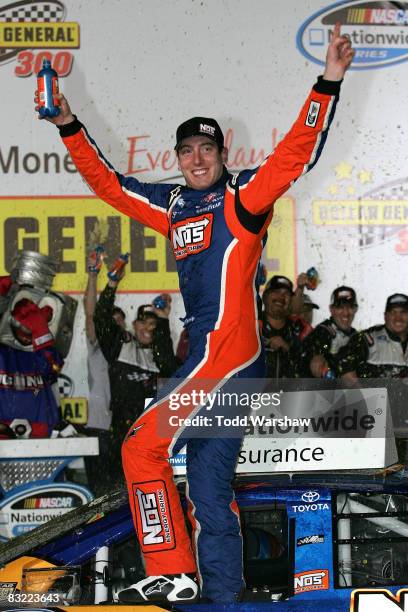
301;491;320;503
294;569;329;594
297;534;325;546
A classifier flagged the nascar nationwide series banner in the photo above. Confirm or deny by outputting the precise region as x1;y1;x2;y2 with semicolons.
1;0;407;396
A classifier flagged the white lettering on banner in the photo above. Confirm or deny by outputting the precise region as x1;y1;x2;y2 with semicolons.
352;589;408;611
135;489;164;546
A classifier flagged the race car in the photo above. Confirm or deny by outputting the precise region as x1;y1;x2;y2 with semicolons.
1;470;408;612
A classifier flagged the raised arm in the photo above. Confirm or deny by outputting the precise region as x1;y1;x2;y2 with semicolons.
35;93;170;236
235;23;354;216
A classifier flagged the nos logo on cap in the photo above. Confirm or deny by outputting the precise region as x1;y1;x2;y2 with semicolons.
199;123;215;136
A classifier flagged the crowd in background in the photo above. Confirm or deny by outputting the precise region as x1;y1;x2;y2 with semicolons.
1;250;407;498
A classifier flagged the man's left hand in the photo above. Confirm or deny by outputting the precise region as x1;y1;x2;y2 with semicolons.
323;22;355;81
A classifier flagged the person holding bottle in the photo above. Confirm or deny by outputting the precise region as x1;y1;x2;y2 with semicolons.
92;260;179;488
36;24;354;604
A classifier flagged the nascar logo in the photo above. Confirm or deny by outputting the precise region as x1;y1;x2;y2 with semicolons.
23;496;74;509
297;0;408;70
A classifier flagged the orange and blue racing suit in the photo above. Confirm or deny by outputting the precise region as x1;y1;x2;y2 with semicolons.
59;76;340;602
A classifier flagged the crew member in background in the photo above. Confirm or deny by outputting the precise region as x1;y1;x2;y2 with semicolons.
301;294;320;326
94;264;179;487
300;285;358;378
336;293;408;380
83;249;127;495
261;275;312;378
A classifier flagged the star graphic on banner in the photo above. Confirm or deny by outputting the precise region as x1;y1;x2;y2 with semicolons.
347;185;356;195
334;161;353;180
358;170;372;184
328;184;339;195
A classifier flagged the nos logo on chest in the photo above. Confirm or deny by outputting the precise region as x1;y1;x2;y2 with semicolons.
171;213;214;260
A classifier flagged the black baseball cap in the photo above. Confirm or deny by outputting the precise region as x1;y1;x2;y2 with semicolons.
385;293;408;312
264;275;294;295
175;117;224;151
303;294;319;309
135;304;158;321
330;286;358;307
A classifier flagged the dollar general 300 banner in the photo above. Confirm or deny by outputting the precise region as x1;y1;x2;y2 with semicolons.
0;196;296;292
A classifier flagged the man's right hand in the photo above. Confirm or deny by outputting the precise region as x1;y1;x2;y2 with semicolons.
34;92;75;126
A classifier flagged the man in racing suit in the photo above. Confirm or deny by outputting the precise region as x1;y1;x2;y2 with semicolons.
37;25;354;604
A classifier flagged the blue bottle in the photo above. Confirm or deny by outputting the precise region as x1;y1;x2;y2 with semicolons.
153;295;167;310
37;59;60;118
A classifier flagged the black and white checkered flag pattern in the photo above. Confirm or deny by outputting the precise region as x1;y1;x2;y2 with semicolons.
358;178;408;249
0;0;66;63
58;374;74;398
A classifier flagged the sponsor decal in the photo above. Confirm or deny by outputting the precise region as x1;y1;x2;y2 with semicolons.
305;100;321;128
144;578;169;596
199;123;215;136
351;588;408;611
0;0;79;77
297;0;408;70
297;534;325;546
301;491;320;503
171;213;213;260
20;496;74;510
291;502;330;513
313;168;408;254
294;569;329;594
203;192;219;203
133;480;175;552
0;485;91;539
